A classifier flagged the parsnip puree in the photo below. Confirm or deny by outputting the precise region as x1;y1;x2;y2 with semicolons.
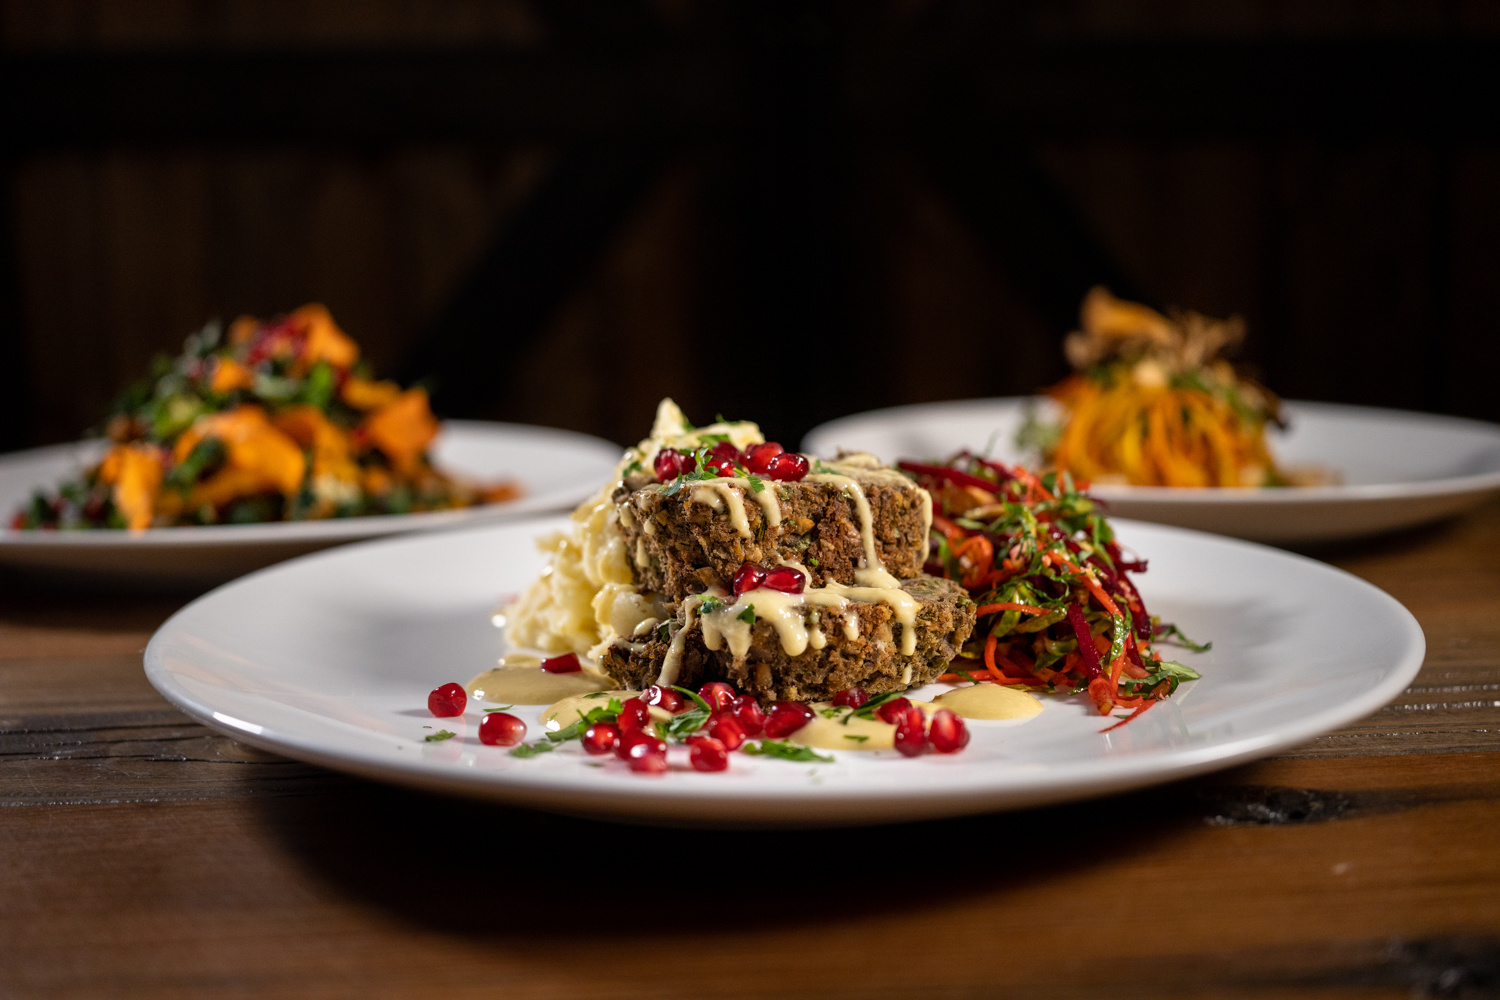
787;684;1043;752
466;656;611;706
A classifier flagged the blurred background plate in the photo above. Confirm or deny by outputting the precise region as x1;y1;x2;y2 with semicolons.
0;421;620;587
803;398;1500;544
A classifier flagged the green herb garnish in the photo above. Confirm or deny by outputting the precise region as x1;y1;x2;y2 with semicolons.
509;741;555;758
737;604;756;626
742;740;834;763
423;729;456;742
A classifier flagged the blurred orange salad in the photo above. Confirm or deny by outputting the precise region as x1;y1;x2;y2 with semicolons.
13;304;519;531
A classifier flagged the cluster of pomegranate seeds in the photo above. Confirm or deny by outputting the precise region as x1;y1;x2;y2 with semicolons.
427;683;466;717
479;712;526;746
731;562;806;598
651;439;811;484
832;687;868;709
687;735;730;771
642;684;685;712
539;653;582;674
764;702;816;738
582;722;620;755
742;441;783;471
885;703;969;757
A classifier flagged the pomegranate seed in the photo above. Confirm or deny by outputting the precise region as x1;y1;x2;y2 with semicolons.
730;696;766;735
703;455;738;478
653;448;691;481
688;735;730;772
539;653;581;674
875;697;913;724
742;441;784;473
763;452;810;482
731;563;768;597
764;702;815;738
893;707;929;757
708;714;747;750
616;697;652;734
479;712;526;746
643;685;685;712
615;729;667;760
428;683;466;717
928;709;970;754
832;687;869;709
699;682;737;712
708;442;742;464
582;722;620;755
761;566;805;594
626;743;668;773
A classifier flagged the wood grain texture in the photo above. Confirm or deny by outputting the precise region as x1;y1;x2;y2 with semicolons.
1;501;1498;998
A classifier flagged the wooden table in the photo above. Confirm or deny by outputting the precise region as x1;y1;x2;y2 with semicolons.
4;504;1499;999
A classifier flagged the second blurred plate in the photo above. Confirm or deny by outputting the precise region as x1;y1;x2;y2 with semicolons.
0;420;621;586
803;398;1500;544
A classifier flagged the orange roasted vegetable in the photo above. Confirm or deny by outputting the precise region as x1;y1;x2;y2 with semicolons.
341;377;403;411
362;388;439;474
274;405;360;484
292;303;359;371
174;406;307;503
97;444;164;531
210;358;255;394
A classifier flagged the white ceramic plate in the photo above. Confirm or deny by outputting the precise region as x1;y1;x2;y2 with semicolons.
0;421;621;585
803;398;1500;544
144;515;1423;827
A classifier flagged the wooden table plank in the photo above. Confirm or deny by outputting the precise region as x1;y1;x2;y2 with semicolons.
2;754;1497;999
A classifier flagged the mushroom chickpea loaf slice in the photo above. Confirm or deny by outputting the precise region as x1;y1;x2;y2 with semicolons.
599;575;976;703
615;470;931;602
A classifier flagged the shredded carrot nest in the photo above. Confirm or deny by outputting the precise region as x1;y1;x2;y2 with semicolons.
1029;287;1292;489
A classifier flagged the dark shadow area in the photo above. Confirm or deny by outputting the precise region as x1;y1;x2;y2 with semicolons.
251;759;1500;941
0;570;192;631
255;774;1181;939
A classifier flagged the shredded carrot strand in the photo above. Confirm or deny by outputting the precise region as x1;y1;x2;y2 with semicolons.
974;601;1051;617
1099;699;1156;733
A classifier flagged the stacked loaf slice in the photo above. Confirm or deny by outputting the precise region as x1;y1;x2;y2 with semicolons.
599;456;976;702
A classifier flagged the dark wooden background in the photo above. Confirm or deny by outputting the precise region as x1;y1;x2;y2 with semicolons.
3;0;1499;452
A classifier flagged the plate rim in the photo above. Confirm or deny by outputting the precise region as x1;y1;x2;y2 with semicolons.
802;397;1500;506
0;420;623;549
141;515;1426;823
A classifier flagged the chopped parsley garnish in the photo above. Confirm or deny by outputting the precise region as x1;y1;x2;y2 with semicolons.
660;685;712;740
698;595;725;615
741;740;834;763
843;734;869;742
737;604;756;626
423;729;456;742
1154;622;1213;652
746;475;765;494
509;741;554;758
483;705;516;712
